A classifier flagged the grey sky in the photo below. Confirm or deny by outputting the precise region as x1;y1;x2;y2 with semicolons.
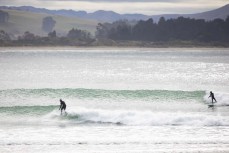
0;0;228;15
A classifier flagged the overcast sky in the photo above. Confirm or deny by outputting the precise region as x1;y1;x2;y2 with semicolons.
0;0;228;15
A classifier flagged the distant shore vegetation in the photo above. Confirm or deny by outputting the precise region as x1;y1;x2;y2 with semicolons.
1;12;229;47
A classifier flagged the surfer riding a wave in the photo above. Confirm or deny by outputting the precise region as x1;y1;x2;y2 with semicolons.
59;99;67;115
208;91;217;105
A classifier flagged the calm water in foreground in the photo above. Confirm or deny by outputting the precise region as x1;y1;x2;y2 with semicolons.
0;47;229;153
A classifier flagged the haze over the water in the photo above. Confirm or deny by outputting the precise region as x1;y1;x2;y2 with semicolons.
0;0;228;15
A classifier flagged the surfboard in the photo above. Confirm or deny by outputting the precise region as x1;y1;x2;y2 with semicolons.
60;111;68;116
208;104;215;107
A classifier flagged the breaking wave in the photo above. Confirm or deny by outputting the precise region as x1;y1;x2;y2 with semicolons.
47;107;229;126
1;105;228;126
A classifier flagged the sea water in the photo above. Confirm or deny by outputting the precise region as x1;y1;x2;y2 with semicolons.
0;47;229;153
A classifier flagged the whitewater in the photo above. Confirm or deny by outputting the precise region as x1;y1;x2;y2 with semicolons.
0;47;229;153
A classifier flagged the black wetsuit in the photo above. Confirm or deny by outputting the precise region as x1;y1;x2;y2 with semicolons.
59;100;66;113
209;92;217;104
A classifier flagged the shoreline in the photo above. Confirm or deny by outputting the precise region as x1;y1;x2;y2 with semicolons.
1;44;229;48
1;40;229;48
0;46;229;54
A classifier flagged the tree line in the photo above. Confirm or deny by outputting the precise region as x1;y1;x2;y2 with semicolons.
0;28;94;46
14;28;94;46
96;16;229;42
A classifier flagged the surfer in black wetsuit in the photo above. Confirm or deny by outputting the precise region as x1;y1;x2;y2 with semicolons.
59;99;66;115
208;91;217;104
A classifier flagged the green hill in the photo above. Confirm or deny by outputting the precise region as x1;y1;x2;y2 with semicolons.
0;9;98;37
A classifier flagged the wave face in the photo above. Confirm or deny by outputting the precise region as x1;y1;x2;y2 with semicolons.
0;88;205;106
2;88;229;106
0;105;58;116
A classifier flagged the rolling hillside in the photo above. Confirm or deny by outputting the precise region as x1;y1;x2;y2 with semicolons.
188;4;229;20
1;4;229;23
0;4;229;38
0;9;98;37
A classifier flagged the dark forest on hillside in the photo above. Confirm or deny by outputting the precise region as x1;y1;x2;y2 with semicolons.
96;16;229;42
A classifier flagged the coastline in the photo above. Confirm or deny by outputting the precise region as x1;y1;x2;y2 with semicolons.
1;46;229;51
1;40;229;48
0;47;229;54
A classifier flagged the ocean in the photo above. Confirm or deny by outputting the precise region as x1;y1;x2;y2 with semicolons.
0;47;229;153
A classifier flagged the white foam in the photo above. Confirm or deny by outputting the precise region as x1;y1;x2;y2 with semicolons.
47;107;229;126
